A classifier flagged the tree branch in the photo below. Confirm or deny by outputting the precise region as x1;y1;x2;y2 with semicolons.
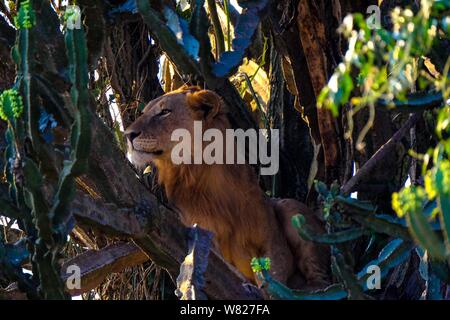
207;0;225;57
136;0;256;130
71;193;263;300
61;242;148;296
341;113;422;195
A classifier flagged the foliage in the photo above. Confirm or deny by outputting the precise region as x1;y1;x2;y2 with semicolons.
318;0;449;149
0;89;24;121
384;1;450;263
0;0;91;299
14;0;35;29
251;257;271;273
293;0;450;300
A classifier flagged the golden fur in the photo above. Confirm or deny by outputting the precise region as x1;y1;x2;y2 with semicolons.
125;86;329;287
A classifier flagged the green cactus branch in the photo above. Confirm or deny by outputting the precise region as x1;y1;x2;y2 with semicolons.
349;213;412;241
292;214;369;244
12;0;68;299
50;26;91;230
333;195;412;239
0;0;92;299
22;158;51;246
22;156;67;299
255;239;413;300
331;253;367;300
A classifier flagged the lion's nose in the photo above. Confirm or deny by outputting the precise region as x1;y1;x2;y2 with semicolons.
124;129;141;144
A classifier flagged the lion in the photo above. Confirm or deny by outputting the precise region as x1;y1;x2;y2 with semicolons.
125;86;329;289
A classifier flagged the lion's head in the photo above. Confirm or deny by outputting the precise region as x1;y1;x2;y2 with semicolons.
125;86;228;169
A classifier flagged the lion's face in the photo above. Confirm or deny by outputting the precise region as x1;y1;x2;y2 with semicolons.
125;86;225;169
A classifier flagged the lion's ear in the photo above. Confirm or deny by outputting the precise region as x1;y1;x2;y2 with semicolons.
178;85;201;93
186;89;223;122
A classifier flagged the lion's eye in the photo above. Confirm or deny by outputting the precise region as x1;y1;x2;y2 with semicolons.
159;109;172;117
